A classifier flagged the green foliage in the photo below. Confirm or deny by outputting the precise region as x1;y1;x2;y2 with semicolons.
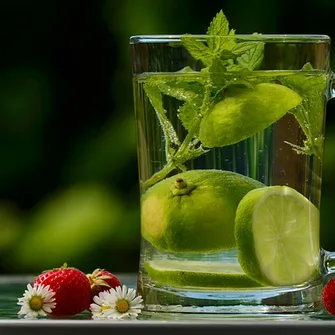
0;0;335;274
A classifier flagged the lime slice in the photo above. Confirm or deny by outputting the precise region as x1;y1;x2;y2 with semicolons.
144;259;261;288
199;83;302;148
235;186;320;286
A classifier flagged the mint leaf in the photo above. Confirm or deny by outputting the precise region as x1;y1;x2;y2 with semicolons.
154;80;202;101
207;10;230;52
180;35;213;66
181;11;265;73
236;42;265;70
232;42;262;56
207;10;229;37
280;64;329;157
178;98;203;131
208;58;228;73
145;73;211;134
206;58;229;86
207;11;237;56
143;82;181;159
217;28;237;51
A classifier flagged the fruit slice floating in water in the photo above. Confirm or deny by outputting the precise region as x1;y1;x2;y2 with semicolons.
235;185;320;286
199;83;303;148
141;169;264;253
145;260;261;288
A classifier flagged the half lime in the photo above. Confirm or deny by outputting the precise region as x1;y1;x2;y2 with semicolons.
235;185;320;286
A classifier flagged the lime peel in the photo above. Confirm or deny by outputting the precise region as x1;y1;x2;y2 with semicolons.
141;169;264;253
145;260;262;288
199;83;303;148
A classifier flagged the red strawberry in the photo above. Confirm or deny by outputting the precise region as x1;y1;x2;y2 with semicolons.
322;278;335;316
34;263;91;316
87;268;121;298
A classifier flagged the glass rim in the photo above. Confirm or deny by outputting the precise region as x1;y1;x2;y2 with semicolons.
130;34;330;44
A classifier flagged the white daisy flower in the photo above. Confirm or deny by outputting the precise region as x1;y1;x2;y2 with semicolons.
17;283;56;319
90;285;144;320
90;291;115;319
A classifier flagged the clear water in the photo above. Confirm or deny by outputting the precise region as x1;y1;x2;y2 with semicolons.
133;70;329;315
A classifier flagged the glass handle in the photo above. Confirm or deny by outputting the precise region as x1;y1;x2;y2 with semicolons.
322;249;335;282
329;71;335;100
324;73;335;281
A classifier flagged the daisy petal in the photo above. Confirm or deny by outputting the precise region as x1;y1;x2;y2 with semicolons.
17;283;56;319
89;284;143;320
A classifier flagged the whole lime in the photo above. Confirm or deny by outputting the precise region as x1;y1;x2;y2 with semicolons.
199;83;302;148
141;169;264;253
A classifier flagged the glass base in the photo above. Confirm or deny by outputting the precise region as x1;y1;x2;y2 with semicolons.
138;274;324;317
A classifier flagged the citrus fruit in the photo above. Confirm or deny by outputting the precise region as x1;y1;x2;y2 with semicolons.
141;169;264;253
199;83;303;148
144;259;261;288
235;185;320;286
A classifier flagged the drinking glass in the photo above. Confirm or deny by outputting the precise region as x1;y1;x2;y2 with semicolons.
130;34;335;316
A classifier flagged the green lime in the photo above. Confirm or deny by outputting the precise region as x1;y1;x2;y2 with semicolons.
199;83;303;148
235;185;320;286
144;259;261;288
141;169;264;253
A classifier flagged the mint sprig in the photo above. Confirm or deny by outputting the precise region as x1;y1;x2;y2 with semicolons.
141;9;328;192
234;40;265;71
141;10;267;190
281;63;329;158
180;11;264;74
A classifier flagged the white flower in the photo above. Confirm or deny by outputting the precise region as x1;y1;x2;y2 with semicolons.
90;291;115;319
17;283;56;319
90;285;144;320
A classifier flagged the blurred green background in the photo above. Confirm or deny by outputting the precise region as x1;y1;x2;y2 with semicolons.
0;0;335;275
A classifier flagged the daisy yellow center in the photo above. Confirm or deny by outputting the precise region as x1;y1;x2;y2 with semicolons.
101;305;111;311
29;296;43;311
116;299;129;313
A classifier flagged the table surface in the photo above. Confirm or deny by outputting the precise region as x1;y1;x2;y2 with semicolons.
1;274;335;335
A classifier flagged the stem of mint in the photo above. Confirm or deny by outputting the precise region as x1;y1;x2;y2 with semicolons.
142;161;176;191
142;85;212;191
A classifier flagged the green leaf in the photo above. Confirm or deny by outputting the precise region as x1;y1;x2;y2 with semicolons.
144;69;207;102
286;63;328;92
207;10;230;36
143;82;181;159
178;82;213;133
209;58;228;73
178;97;203;131
232;42;262;56
280;65;329;157
226;63;244;72
180;35;213;66
207;10;230;52
208;58;228;86
154;80;201;101
236;42;265;70
218;28;238;51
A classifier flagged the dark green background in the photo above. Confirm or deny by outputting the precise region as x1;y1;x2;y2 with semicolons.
0;0;335;275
